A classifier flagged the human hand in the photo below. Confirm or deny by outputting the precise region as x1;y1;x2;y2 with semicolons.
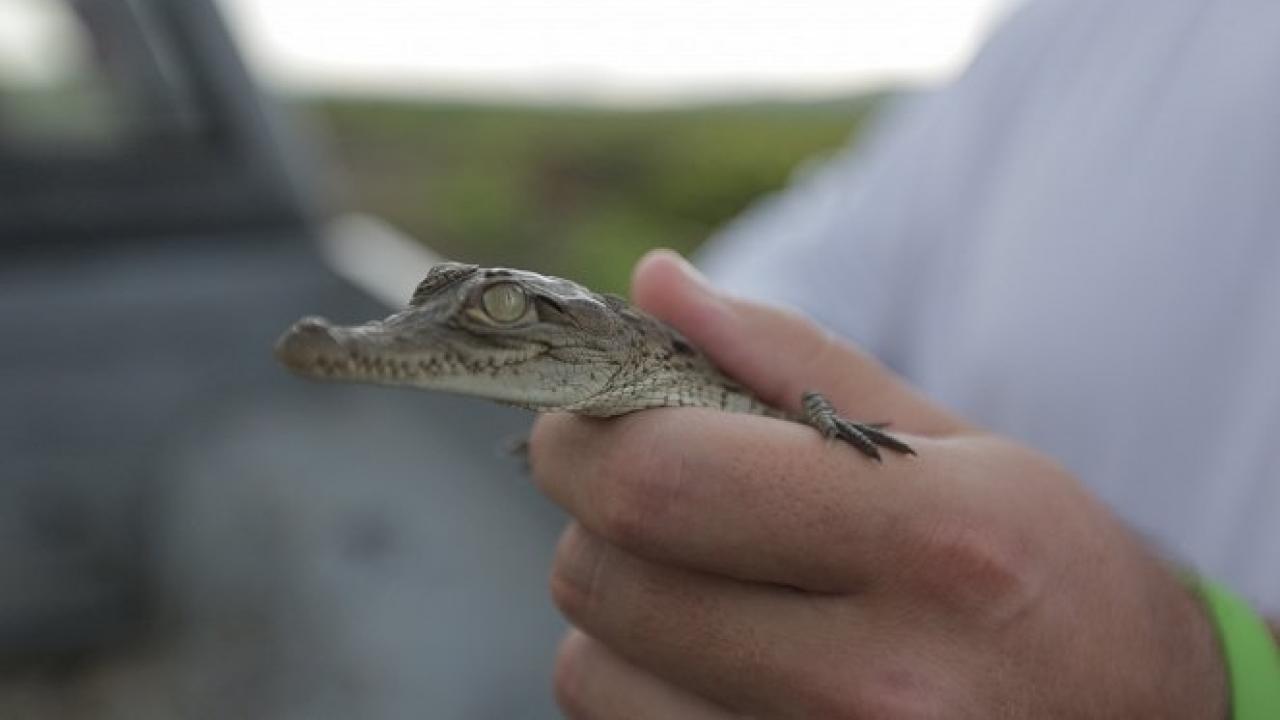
529;250;1227;719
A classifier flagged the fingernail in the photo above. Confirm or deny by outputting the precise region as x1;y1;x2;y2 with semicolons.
637;248;733;321
667;251;713;292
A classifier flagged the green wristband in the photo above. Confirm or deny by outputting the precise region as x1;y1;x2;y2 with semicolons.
1190;578;1280;720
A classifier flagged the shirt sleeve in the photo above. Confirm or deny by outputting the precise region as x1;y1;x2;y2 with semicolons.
694;91;948;371
694;0;1068;372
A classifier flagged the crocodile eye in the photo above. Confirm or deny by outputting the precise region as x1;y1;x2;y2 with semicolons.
480;282;528;323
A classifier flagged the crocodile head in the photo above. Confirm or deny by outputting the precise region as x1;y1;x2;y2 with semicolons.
275;263;644;410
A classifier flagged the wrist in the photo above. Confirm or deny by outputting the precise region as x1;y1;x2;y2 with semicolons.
1156;566;1232;720
1188;578;1280;720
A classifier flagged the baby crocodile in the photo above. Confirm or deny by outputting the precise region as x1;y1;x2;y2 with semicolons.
275;263;913;460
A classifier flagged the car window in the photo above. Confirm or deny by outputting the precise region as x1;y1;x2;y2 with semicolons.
0;0;206;157
0;0;313;245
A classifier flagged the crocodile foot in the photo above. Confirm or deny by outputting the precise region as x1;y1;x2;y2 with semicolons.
801;391;915;461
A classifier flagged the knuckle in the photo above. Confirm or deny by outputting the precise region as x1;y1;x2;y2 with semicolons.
548;526;605;622
595;478;664;551
797;681;877;719
801;666;874;719
526;412;578;481
905;513;1041;623
808;660;951;720
548;567;589;624
592;417;688;551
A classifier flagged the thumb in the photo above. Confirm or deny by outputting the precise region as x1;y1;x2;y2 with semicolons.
629;249;968;437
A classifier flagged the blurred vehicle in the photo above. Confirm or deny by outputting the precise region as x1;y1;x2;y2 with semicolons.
0;1;563;717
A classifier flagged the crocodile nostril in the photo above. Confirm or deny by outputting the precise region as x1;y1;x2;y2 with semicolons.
275;316;345;371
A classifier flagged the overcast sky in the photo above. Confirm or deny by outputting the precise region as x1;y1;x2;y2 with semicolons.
217;0;1016;104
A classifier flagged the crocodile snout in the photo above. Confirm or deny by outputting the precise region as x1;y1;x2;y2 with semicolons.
275;316;345;373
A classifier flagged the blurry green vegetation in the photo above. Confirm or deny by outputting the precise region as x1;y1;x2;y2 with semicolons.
305;94;890;293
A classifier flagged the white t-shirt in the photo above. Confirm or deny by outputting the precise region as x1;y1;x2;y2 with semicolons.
700;0;1280;613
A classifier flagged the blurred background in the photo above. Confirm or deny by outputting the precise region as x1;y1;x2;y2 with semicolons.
0;0;1007;717
223;0;1008;293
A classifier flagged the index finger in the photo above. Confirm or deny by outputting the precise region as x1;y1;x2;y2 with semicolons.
629;250;969;436
529;406;950;593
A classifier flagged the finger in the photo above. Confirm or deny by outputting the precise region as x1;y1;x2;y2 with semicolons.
630;249;969;436
555;630;738;720
550;524;859;717
530;408;952;592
